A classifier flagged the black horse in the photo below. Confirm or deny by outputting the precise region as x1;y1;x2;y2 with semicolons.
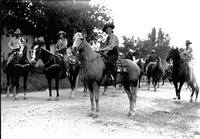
136;58;146;88
166;48;199;102
3;46;31;100
31;45;80;100
146;56;164;91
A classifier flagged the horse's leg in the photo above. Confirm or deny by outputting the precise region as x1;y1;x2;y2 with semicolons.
47;77;52;101
147;76;150;90
93;82;100;118
195;84;199;101
55;78;59;101
6;74;10;97
123;83;136;118
153;77;157;91
87;83;94;117
23;74;28;100
14;76;19;100
177;82;184;102
173;81;178;100
83;82;88;97
103;86;107;95
138;75;141;88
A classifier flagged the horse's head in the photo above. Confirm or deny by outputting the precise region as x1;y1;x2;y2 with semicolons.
30;44;42;64
72;32;84;53
166;48;179;63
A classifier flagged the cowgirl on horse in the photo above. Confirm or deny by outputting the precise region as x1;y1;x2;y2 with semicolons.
99;23;119;84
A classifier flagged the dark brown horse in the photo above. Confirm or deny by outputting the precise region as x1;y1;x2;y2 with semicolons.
135;58;146;88
3;46;31;100
146;56;164;91
166;48;199;102
31;45;63;100
72;32;140;118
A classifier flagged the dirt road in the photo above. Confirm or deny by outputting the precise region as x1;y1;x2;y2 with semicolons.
1;83;200;139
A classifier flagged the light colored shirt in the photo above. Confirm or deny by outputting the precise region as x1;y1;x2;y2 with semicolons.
103;33;119;51
90;40;100;51
182;47;193;62
56;38;68;52
8;36;25;50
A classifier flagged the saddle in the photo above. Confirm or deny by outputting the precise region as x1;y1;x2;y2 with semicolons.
68;55;79;65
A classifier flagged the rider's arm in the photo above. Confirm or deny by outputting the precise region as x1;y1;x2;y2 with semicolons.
8;38;14;50
102;34;119;51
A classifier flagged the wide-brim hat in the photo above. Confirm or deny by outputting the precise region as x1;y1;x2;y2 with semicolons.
14;28;22;34
151;50;155;53
102;23;115;32
57;31;66;35
129;49;135;53
186;40;192;45
35;37;45;44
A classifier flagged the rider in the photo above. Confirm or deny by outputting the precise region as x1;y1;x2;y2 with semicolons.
55;30;71;76
100;23;119;83
6;28;25;71
182;40;193;81
145;49;159;72
90;32;100;52
125;49;136;61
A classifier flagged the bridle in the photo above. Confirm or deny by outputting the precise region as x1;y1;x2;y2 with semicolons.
73;33;84;53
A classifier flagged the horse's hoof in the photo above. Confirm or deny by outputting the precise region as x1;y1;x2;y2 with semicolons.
14;97;18;100
55;97;59;101
87;111;94;117
69;95;74;99
189;99;193;103
24;97;26;100
173;97;177;100
195;98;198;102
83;93;88;97
47;98;52;101
7;95;10;98
92;112;99;118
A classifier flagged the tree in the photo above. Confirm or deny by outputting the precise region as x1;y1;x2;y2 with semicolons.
1;1;113;49
148;27;156;46
157;28;165;47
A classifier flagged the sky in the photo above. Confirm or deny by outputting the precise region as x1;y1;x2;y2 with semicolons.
91;0;200;82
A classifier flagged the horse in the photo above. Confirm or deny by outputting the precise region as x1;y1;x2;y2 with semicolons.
166;48;199;102
162;63;173;85
31;45;63;100
62;52;80;98
2;45;31;100
72;32;140;118
135;58;146;88
146;56;164;91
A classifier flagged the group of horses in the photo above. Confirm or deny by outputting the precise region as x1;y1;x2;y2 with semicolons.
2;32;199;118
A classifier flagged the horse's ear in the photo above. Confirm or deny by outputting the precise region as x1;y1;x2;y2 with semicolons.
82;29;86;34
73;28;77;35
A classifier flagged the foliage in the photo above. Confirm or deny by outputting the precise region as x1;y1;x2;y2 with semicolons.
121;27;172;62
1;0;113;48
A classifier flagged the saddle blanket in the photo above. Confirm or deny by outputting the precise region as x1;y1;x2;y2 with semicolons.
115;58;128;73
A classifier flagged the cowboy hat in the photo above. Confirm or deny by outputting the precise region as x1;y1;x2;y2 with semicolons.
151;50;155;53
14;28;22;34
129;49;135;53
186;40;192;45
119;52;123;56
102;23;115;32
57;31;66;35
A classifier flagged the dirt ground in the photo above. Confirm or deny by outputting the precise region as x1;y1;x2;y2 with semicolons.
1;83;200;139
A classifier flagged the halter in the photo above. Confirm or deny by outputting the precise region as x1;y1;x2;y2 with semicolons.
73;33;84;53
